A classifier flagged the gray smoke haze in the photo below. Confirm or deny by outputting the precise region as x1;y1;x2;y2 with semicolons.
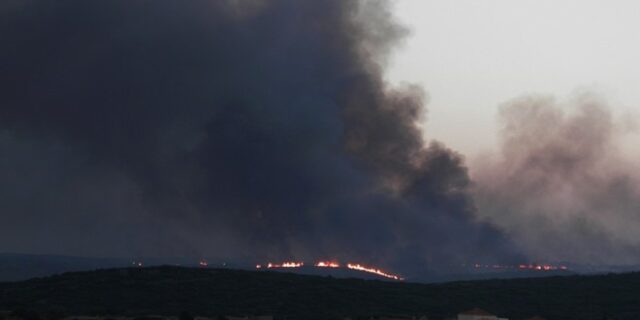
473;93;640;265
0;0;520;274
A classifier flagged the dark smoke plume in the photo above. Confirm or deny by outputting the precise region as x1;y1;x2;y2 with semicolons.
0;0;519;274
473;93;640;265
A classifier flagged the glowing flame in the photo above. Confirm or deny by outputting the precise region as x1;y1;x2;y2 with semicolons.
266;261;304;268
283;262;304;267
346;263;403;280
517;263;567;271
256;260;403;281
470;263;568;271
315;261;340;268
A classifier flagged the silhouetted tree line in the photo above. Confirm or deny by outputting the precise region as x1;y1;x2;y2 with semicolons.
1;267;639;320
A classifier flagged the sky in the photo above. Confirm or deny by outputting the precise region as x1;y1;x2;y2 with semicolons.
388;0;640;158
388;0;640;265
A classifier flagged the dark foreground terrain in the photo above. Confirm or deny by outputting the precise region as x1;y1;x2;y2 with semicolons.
1;266;639;320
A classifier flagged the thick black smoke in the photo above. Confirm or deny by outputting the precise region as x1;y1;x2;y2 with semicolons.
0;0;519;274
473;93;640;265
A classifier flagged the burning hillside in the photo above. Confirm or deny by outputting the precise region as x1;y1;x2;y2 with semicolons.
255;261;404;281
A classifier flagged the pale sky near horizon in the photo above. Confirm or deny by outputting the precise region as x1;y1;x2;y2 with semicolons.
388;0;640;160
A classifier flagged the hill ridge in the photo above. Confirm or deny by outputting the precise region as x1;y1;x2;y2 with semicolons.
2;266;640;320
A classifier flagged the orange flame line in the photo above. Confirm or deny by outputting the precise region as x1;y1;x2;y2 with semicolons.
315;261;340;268
256;260;404;281
346;263;403;280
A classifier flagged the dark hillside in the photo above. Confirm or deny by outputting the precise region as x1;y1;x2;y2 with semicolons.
1;266;639;319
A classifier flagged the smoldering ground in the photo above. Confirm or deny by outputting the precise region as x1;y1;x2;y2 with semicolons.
0;0;521;274
473;93;640;265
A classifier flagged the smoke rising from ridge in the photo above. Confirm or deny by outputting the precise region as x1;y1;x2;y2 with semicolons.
0;0;519;273
473;93;640;265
